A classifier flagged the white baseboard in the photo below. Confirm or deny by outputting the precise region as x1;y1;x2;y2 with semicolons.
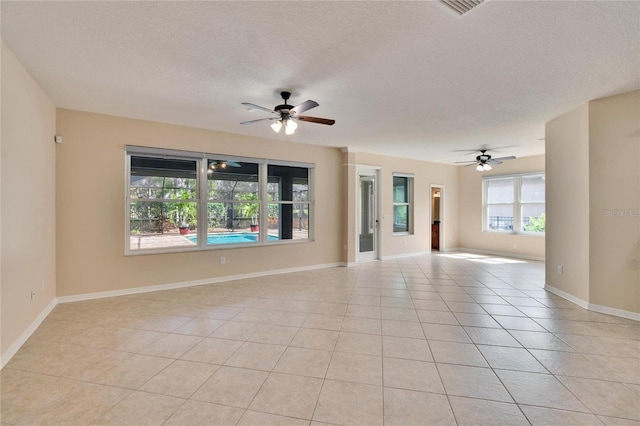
380;251;432;261
57;262;345;304
1;298;57;369
544;284;589;309
456;247;545;262
588;302;640;322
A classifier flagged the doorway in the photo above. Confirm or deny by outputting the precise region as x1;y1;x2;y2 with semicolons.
431;185;443;251
357;169;379;261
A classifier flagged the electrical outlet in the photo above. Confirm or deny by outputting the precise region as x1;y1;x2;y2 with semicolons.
31;290;36;300
513;244;518;249
220;257;226;265
557;265;563;274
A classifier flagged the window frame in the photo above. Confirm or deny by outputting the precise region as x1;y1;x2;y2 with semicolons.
392;173;414;235
125;146;314;255
482;172;545;235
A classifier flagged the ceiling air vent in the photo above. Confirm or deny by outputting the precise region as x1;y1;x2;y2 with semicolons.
440;0;486;16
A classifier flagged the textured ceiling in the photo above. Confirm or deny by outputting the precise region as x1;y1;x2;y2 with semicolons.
2;1;639;164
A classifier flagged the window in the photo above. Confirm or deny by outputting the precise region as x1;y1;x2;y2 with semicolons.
126;147;313;254
483;173;545;234
393;175;413;233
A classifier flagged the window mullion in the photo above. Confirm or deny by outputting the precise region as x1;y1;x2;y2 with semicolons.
198;157;207;248
259;163;267;244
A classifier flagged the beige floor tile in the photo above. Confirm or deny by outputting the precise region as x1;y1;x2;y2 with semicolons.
326;352;382;386
558;376;640;420
139;360;218;398
138;333;203;358
437;363;513;402
302;313;344;331
496;370;589;412
13;381;130;426
249;372;323;419
334;332;382;356
463;326;522;347
384;387;455;426
429;341;489;367
481;304;526;316
191;366;268;408
164;400;244;426
199;305;243;320
238;410;310;426
416;309;459;325
290;328;339;351
341;316;382;334
349;295;381;306
381;307;419;321
494;315;548;332
233;308;276;323
91;353;173;389
267;311;309;327
345;304;381;319
180;337;243;364
313;380;383;426
412;299;451;311
382;335;433;362
248;324;299;346
225;341;286;371
91;390;184;426
510;330;576;351
449;396;529;425
453;313;502;328
382;319;425;339
520;405;605;425
598;415;640;426
383;357;444;393
171;318;226;336
423;323;472;343
586;354;640;384
274;347;332;378
444;301;486;314
478;345;547;373
210;320;260;340
530;349;615;380
127;315;193;333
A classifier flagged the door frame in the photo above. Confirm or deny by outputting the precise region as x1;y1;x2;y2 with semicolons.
357;166;381;262
430;184;445;252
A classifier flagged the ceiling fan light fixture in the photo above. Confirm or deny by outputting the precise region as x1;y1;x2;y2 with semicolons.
284;119;297;135
271;120;283;133
475;164;484;171
483;163;492;171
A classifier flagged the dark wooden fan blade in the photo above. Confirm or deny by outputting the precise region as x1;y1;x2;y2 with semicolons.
296;115;335;125
241;102;278;114
290;100;319;115
491;156;516;161
240;117;279;125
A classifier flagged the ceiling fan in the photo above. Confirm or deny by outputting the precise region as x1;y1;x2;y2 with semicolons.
455;149;516;171
208;159;240;173
241;91;335;135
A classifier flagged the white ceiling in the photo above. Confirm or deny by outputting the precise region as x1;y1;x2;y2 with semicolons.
2;1;639;164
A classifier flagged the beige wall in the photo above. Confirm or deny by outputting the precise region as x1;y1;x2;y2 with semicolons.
346;151;459;260
545;104;590;301
1;42;57;359
56;109;344;297
588;91;639;312
457;155;546;259
545;90;640;315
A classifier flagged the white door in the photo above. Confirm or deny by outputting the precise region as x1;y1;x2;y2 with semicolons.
358;171;378;261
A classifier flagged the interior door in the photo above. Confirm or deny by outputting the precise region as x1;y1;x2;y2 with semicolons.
358;172;378;261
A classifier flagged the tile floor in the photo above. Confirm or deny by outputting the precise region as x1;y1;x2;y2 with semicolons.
1;252;639;425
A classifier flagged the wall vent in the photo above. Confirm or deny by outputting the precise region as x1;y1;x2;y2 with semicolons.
441;0;486;16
